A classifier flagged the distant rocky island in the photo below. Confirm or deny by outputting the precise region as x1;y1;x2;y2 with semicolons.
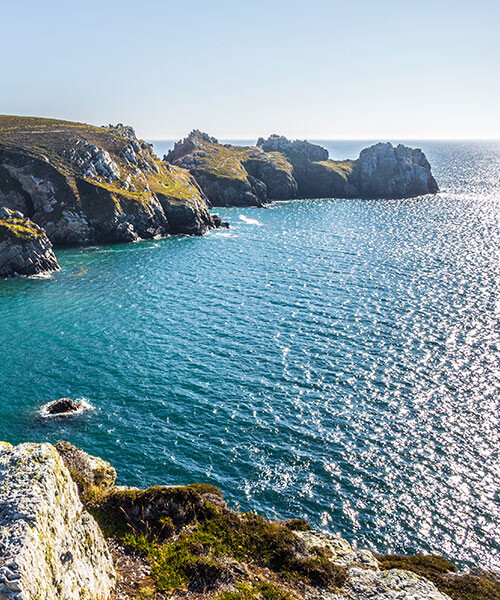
166;131;438;206
0;116;438;278
0;440;496;600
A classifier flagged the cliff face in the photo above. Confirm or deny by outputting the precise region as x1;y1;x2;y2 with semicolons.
0;116;224;248
166;131;297;207
0;208;59;277
166;132;438;205
0;442;115;599
0;441;497;600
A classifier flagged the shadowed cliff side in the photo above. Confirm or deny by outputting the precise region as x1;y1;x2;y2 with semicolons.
0;116;226;248
166;132;438;206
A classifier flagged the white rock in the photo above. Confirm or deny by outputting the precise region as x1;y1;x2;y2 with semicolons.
0;442;116;599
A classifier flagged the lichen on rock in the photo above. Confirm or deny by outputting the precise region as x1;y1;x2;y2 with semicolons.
0;442;116;599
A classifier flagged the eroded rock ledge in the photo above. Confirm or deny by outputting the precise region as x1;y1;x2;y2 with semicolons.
38;441;500;600
166;131;439;206
0;208;59;277
0;441;497;599
0;116;226;252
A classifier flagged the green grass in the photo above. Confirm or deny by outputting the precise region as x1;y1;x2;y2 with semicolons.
376;553;500;600
218;581;294;600
0;218;44;241
315;159;354;179
89;487;346;594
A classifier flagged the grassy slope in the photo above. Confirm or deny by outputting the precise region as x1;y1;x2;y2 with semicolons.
185;137;294;183
0;115;202;210
0;217;44;242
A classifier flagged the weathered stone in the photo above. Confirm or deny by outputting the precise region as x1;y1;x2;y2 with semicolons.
350;142;439;198
297;530;379;569
0;442;116;599
45;398;80;415
257;134;329;161
55;441;116;493
344;567;452;600
0;116;227;247
0;210;59;278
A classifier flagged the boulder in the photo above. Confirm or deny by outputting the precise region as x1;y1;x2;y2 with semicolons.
350;142;439;198
0;442;116;599
257;134;329;162
0;210;59;278
45;398;80;415
55;441;116;494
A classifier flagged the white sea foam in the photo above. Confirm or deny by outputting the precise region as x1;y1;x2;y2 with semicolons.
239;215;264;226
39;398;94;418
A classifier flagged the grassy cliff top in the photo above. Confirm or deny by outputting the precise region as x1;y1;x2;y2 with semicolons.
315;159;354;179
0;115;206;212
0;218;45;242
182;135;295;182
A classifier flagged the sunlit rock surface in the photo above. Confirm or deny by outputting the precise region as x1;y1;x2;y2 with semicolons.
0;442;116;599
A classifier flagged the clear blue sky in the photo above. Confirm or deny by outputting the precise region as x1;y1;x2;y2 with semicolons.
1;0;499;140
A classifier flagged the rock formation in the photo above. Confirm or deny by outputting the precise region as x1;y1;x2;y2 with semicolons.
0;116;227;249
0;208;59;277
166;132;438;206
166;130;297;207
0;442;115;599
0;440;497;600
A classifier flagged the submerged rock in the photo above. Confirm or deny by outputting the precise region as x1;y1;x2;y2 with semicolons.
0;208;59;278
0;442;116;599
167;132;438;205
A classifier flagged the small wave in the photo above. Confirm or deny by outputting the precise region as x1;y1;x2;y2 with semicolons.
39;398;94;419
211;231;236;238
27;271;55;280
239;215;264;226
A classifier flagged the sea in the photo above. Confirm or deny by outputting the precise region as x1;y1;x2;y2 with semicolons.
0;140;499;570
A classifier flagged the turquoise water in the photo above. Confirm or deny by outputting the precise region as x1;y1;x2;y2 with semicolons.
1;141;499;570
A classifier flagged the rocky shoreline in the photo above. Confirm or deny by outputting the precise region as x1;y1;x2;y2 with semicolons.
165;132;438;207
0;116;438;278
0;441;497;600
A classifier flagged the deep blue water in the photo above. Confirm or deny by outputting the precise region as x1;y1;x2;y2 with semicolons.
0;141;499;570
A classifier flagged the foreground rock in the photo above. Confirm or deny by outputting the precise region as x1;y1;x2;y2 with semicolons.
0;442;115;599
0;208;59;277
2;441;496;600
166;132;438;206
0;116;226;247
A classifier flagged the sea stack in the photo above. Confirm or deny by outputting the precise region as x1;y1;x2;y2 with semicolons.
0;208;59;278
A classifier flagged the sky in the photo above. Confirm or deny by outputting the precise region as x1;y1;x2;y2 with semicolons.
1;0;499;140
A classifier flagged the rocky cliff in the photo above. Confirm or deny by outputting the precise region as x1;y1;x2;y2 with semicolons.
0;116;225;249
1;440;495;600
0;442;115;599
166;132;438;205
166;131;297;207
0;208;59;277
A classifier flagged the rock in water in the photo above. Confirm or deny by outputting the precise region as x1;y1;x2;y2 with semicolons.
166;133;438;205
0;209;59;278
350;142;439;198
0;442;116;599
45;397;81;415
